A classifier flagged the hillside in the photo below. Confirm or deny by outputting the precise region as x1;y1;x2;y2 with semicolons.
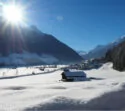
105;39;125;71
83;36;125;59
0;20;82;65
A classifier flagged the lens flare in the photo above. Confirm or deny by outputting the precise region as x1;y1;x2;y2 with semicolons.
3;4;24;23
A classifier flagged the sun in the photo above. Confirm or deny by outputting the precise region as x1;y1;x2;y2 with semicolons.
3;4;24;23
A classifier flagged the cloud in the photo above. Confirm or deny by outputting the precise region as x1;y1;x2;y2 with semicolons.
56;15;64;21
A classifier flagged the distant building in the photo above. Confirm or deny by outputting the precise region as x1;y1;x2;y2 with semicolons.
61;70;86;81
69;64;81;70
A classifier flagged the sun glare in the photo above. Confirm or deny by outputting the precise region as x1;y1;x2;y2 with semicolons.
3;4;24;23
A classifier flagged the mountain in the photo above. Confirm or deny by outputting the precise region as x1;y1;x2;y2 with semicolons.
83;36;125;60
105;40;125;71
77;51;86;57
0;20;82;66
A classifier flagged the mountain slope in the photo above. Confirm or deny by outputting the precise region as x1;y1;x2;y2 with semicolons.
83;36;125;59
105;39;125;71
0;21;82;65
77;51;86;58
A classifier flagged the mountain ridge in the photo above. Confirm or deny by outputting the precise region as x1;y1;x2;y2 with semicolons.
83;35;125;59
0;20;82;66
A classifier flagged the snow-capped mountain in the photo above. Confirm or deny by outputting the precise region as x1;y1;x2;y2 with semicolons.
0;20;82;66
77;51;86;57
83;36;125;59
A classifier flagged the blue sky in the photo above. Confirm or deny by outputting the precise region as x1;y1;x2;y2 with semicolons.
2;0;125;51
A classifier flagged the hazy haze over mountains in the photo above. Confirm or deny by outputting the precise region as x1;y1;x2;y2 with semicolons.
0;19;82;65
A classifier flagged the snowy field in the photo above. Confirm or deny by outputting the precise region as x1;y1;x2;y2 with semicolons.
0;63;125;110
0;65;66;79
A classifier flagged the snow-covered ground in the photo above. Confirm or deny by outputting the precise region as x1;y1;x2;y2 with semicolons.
0;66;60;78
0;63;125;110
